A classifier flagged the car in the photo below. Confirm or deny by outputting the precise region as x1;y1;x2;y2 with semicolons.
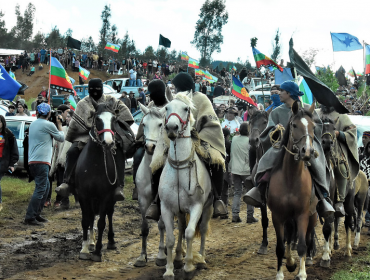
348;115;370;148
5;116;36;170
0;104;9;116
73;84;117;99
213;96;237;106
248;85;272;104
103;78;148;99
132;109;144;125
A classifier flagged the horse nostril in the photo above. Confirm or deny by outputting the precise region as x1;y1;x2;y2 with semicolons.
174;124;178;130
302;147;306;154
152;144;156;150
165;124;169;130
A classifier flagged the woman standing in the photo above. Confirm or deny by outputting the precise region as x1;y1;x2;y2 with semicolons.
16;103;28;116
0;116;19;211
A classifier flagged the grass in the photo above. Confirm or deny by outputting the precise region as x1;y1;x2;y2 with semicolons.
25;97;35;109
330;244;370;280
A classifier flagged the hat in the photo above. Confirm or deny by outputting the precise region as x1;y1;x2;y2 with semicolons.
280;81;304;101
37;103;51;116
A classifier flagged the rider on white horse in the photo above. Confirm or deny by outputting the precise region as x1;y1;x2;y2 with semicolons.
145;72;228;219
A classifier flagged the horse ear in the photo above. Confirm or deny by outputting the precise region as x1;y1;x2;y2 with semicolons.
91;98;98;111
139;102;149;115
159;106;166;116
292;100;299;115
187;89;193;100
308;98;316;114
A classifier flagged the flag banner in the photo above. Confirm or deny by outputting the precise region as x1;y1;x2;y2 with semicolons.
357;72;363;76
288;38;348;114
67;36;81;50
330;33;363;52
181;52;189;61
159;34;171;48
50;57;74;93
195;69;203;76
68;95;77;109
105;42;120;53
79;66;90;80
212;75;218;83
348;69;355;77
252;47;283;72
232;66;237;71
204;70;212;80
231;76;256;107
365;45;370;76
188;57;199;69
0;64;21;100
298;77;313;105
274;68;294;85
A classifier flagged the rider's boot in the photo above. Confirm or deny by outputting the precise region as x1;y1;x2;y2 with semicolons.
145;168;162;221
315;185;335;219
334;162;347;218
210;164;228;217
114;186;125;201
243;183;266;208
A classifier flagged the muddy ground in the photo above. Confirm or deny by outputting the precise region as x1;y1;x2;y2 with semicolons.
0;181;369;280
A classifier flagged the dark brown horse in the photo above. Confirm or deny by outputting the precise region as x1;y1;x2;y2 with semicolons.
248;110;269;254
268;101;317;280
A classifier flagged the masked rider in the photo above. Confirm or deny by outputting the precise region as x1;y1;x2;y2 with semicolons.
56;78;134;200
317;105;359;217
243;81;335;218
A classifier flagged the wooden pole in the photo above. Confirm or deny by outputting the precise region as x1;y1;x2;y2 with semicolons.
48;49;52;105
363;41;367;97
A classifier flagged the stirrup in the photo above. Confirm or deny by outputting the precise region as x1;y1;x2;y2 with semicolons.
132;186;138;201
214;200;228;217
317;199;335;219
242;187;264;208
114;187;125;202
145;203;160;221
334;202;345;218
55;183;70;198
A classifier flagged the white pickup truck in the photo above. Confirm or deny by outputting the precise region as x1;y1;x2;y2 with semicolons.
104;78;148;99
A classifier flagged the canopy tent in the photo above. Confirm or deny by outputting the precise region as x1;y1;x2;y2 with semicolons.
0;49;25;56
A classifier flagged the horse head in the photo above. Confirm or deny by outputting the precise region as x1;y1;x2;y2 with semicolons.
91;98;118;147
249;110;268;148
289;100;316;162
139;102;165;155
161;91;195;141
321;116;336;154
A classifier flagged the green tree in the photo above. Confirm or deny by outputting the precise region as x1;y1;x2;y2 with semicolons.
250;37;258;48
316;66;339;93
32;31;45;48
191;0;228;66
0;10;9;48
156;47;168;62
12;3;36;47
301;48;321;68
271;28;281;61
98;5;111;53
110;24;118;44
45;26;63;48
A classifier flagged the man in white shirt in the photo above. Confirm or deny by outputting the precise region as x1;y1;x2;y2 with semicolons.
242;72;255;93
152;60;158;73
221;107;240;134
129;67;137;87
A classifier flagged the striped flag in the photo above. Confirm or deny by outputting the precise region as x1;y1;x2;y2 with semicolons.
181;52;189;61
68;95;77;110
252;47;283;72
365;44;370;76
105;42;120;53
79;66;90;80
232;66;237;71
188;57;199;69
231;76;255;107
50;57;74;93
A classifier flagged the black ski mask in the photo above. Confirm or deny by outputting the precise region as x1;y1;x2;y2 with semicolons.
148;80;167;106
88;78;103;101
172;72;195;92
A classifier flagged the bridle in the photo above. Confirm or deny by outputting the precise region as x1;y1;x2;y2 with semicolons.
165;101;191;138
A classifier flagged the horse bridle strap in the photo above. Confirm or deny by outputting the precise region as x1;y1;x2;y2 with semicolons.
97;129;115;136
166;111;190;137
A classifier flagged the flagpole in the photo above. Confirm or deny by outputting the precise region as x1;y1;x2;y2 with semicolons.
363;40;367;98
48;49;52;105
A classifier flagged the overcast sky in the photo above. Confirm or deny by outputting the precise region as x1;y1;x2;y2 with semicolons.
2;0;370;73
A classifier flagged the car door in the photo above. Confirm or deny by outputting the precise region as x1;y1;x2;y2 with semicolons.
6;120;24;169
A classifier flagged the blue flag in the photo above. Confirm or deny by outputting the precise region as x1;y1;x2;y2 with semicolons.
274;68;294;84
330;33;363;52
0;65;21;100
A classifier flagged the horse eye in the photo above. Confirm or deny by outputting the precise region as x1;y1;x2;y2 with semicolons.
184;107;188;112
165;107;167;110
292;123;297;128
143;123;145;127
159;123;162;127
263;121;267;125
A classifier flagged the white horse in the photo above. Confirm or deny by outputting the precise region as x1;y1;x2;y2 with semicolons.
134;103;168;267
159;91;213;280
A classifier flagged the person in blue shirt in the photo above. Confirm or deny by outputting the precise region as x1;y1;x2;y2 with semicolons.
40;48;46;64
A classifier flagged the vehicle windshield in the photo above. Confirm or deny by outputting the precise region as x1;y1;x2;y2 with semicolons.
7;121;21;139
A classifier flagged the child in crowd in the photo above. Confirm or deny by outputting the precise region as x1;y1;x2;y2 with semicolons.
5;105;15;116
27;65;35;76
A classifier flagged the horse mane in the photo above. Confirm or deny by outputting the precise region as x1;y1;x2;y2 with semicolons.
147;107;164;119
173;91;196;127
271;108;313;175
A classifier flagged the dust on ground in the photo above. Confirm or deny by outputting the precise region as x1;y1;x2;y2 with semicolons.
0;181;369;280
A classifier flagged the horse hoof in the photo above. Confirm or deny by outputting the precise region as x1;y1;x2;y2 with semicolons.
306;257;314;266
134;260;147;267
184;269;196;280
156;258;167;267
107;242;117;250
163;276;174;280
79;252;90;260
320;259;330;268
258;245;268;255
286;263;297;273
334;243;340;250
197;263;207;270
90;253;102;262
88;244;95;251
173;259;183;269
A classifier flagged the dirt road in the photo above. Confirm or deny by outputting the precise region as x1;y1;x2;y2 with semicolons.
0;189;368;280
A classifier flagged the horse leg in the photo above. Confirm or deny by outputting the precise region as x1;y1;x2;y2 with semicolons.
161;206;175;280
135;194;151;267
91;207;107;262
79;204;91;260
354;192;366;248
156;216;167;267
174;214;186;269
258;204;269;255
285;221;297;272
333;216;340;250
344;214;352;257
184;205;202;280
197;202;213;270
295;215;310;280
321;215;334;268
306;215;317;267
107;203;116;250
272;214;285;280
88;219;95;251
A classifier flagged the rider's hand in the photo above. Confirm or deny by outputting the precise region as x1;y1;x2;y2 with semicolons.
335;131;339;138
8;166;14;172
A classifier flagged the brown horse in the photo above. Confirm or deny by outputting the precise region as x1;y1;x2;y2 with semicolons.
248;110;269;254
268;101;317;280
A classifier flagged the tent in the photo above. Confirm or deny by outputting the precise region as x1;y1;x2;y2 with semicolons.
0;49;25;56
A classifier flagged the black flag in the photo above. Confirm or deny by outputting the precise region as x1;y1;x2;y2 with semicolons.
288;38;348;114
159;34;171;48
67;36;81;50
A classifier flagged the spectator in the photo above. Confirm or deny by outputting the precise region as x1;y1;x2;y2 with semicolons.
213;82;225;98
138;88;146;106
40;48;46;64
216;103;226;119
194;77;201;92
27;64;35;76
221;127;231;211
221;107;240;134
31;95;44;111
6;105;15;116
0;115;19;212
153;71;162;80
148;59;153;75
152;59;158;73
16;103;28;116
201;81;207;94
24;103;64;226
129;92;138;114
143;61;147;73
229;122;258;223
119;91;131;110
136;68;143;87
129;67;137;87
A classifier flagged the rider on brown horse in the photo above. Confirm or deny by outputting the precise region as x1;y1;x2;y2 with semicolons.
244;81;335;218
317;105;359;217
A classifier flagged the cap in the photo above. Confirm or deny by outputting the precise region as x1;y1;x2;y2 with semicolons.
37;103;51;116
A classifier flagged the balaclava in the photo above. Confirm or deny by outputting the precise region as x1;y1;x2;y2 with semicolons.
172;72;195;92
88;78;104;101
148;80;167;106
